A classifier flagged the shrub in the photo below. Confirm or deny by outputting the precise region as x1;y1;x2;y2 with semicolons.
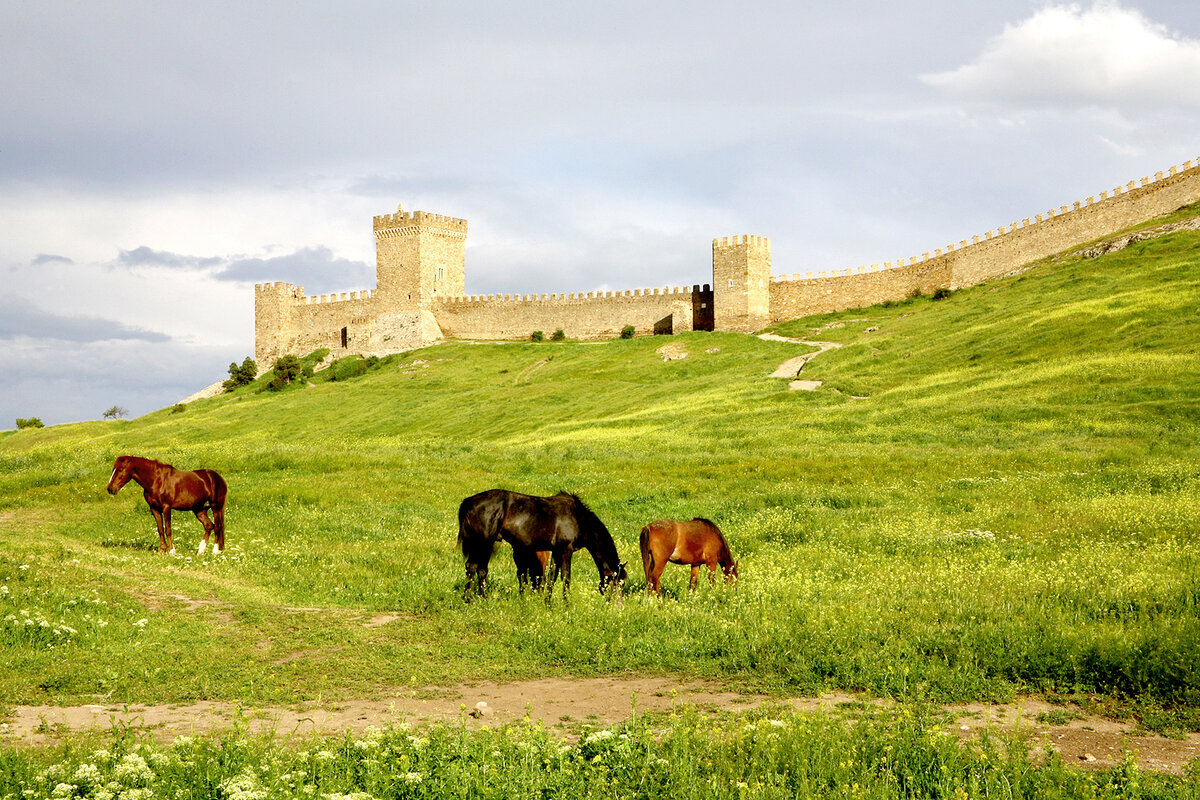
931;287;952;300
268;355;303;391
222;357;258;391
15;417;44;430
620;325;635;339
330;356;369;382
102;406;129;420
169;404;186;414
551;329;566;341
530;331;544;342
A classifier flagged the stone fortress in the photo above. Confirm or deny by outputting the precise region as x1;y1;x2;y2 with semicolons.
255;157;1200;366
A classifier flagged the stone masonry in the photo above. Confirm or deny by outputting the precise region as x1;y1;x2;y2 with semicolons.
255;157;1200;364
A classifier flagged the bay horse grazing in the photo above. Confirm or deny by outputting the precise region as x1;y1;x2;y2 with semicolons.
640;518;737;596
106;456;227;555
458;489;626;600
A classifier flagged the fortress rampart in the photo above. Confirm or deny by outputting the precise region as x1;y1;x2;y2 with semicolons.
768;158;1200;322
255;157;1200;364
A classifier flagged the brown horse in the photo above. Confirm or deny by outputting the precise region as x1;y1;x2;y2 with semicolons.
640;518;737;596
106;456;228;555
513;546;551;592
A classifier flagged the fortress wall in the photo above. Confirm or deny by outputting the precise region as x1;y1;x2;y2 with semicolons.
433;286;698;339
769;256;950;322
769;158;1200;321
946;161;1200;288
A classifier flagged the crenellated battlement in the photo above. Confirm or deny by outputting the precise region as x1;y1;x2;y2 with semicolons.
435;285;696;306
373;205;468;238
713;234;771;249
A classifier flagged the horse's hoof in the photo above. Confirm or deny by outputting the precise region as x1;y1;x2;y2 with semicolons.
168;548;177;556
197;541;207;555
213;547;222;555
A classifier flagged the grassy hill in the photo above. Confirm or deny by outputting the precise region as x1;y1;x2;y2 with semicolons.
2;208;1198;732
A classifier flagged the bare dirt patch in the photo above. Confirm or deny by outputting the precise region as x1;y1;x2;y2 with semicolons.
4;683;1197;774
758;334;842;391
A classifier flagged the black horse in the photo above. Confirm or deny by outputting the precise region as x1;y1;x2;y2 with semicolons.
458;489;626;600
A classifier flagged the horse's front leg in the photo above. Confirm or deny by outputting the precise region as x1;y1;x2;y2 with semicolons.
164;508;176;555
150;507;168;552
689;564;700;591
708;561;719;586
560;551;572;602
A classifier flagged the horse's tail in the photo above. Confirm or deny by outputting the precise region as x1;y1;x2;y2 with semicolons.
639;525;654;581
207;471;228;547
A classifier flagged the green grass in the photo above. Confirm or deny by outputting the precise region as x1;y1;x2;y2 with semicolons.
3;705;1198;799
1;210;1199;747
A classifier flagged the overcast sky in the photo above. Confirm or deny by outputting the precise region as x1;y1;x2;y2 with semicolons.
3;1;1199;426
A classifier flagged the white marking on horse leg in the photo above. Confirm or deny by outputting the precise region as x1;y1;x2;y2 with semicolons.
213;545;222;555
197;540;207;555
169;547;177;556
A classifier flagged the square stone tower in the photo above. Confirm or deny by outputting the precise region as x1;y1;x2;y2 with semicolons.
712;235;771;333
373;204;468;312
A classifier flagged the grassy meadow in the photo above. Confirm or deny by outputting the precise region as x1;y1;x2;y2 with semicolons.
1;210;1199;795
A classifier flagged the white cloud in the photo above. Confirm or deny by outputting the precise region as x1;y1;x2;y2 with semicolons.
921;3;1200;111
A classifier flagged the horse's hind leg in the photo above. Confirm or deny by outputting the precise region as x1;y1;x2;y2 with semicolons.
195;510;214;555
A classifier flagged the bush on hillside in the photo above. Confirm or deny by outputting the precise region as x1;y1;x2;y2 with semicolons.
931;287;952;300
551;329;566;341
268;354;304;391
530;330;544;342
330;355;369;381
223;357;258;391
170;404;186;414
620;325;635;339
15;417;44;430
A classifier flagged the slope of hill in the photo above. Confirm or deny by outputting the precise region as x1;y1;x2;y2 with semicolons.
1;208;1198;731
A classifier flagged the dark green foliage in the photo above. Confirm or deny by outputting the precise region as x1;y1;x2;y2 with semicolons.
14;417;43;429
620;324;635;339
223;356;258;391
169;404;186;414
531;330;544;341
267;354;303;391
932;287;952;300
551;328;566;341
329;355;369;381
102;406;128;420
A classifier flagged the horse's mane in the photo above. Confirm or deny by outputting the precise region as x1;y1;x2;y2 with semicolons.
691;517;718;528
564;493;618;558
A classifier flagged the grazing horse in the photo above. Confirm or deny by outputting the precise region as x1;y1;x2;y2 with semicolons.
106;456;227;555
640;518;737;596
458;489;626;600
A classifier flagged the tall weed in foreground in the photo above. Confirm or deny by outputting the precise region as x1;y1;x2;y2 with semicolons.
2;707;1197;799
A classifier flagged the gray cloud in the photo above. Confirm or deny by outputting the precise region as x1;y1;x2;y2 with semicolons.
32;253;73;265
220;247;373;293
118;246;224;269
0;295;171;344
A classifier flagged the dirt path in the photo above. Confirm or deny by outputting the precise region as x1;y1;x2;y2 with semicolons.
758;333;842;390
6;680;1197;774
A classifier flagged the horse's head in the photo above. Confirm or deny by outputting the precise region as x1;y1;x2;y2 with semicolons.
106;456;134;495
599;561;627;594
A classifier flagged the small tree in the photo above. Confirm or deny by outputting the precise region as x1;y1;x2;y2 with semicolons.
268;354;303;391
102;406;129;420
223;356;258;391
530;330;544;342
550;329;566;341
620;325;635;339
15;417;44;429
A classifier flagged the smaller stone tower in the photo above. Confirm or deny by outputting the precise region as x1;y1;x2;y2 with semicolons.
253;281;300;366
711;235;771;333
